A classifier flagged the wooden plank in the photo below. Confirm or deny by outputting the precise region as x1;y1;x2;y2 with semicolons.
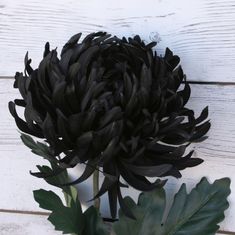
0;212;232;235
1;0;235;82
0;78;235;231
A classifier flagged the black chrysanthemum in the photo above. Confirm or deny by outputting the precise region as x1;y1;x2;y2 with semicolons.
9;32;210;218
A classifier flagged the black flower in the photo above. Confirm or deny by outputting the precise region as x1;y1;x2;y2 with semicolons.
9;32;210;218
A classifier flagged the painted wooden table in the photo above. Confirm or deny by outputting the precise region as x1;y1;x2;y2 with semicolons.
0;0;235;234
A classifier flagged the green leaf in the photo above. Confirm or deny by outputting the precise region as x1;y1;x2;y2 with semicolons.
22;133;80;209
33;164;67;185
83;207;109;235
34;189;63;211
21;133;37;149
34;189;84;234
113;177;231;235
20;133;55;162
33;189;108;235
32;163;78;207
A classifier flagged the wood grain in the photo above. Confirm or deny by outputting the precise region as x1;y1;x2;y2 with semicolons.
0;78;235;231
1;0;235;82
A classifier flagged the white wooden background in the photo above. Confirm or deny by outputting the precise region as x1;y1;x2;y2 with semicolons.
0;0;235;234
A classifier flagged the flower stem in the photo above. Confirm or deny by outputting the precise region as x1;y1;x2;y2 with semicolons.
93;169;100;211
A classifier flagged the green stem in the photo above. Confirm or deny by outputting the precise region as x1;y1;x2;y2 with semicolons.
93;169;100;211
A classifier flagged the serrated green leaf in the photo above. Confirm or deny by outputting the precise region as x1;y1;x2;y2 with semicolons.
20;133;55;161
32;163;76;203
32;164;66;183
33;189;108;235
34;189;84;234
113;188;165;235
34;189;63;211
113;177;231;235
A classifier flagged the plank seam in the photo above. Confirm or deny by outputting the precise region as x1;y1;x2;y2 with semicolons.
0;209;234;234
0;208;49;216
